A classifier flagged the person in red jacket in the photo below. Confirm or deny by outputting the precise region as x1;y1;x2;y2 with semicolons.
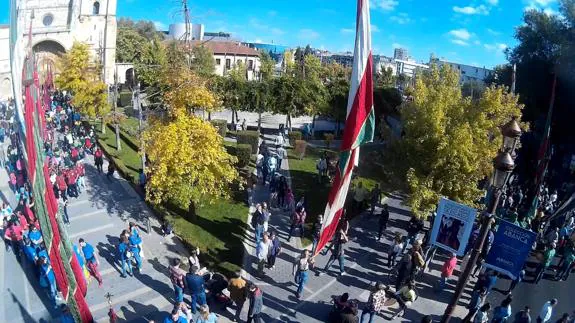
70;147;79;163
4;220;24;257
436;252;458;292
56;172;68;201
66;168;78;198
76;163;86;194
94;148;104;173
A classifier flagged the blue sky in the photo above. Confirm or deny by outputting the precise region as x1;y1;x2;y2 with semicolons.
0;0;561;68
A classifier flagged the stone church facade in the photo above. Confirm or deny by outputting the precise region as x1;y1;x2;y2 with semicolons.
0;0;117;99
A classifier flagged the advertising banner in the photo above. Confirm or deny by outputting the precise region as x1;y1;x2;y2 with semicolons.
430;198;477;256
484;220;537;279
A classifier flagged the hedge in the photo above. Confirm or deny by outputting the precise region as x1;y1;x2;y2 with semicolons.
288;131;302;145
210;119;228;138
118;91;132;107
236;130;259;154
224;143;251;168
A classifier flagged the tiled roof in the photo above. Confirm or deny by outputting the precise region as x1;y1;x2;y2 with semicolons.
191;41;260;56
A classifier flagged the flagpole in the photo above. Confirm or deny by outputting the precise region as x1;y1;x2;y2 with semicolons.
313;0;375;256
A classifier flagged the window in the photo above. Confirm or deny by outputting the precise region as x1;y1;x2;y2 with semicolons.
225;59;231;69
42;13;54;27
215;58;221;65
248;59;254;70
93;1;100;15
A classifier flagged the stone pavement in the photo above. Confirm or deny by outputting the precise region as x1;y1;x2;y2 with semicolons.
0;144;240;323
239;134;475;322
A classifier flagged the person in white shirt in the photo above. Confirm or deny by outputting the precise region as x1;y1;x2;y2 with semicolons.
538;298;557;323
274;132;285;147
256;233;271;274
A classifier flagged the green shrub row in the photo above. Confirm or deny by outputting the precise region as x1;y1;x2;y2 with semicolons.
288;131;302;145
210;119;228;138
224;142;251;168
236;130;259;154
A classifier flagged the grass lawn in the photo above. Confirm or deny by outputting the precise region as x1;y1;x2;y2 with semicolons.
93;122;248;276
287;143;379;244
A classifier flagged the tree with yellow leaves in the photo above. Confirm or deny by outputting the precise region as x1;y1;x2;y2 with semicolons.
159;41;219;118
143;114;239;216
55;42;110;120
384;64;524;217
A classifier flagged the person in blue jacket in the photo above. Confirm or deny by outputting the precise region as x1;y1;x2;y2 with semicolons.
118;236;133;278
185;265;207;314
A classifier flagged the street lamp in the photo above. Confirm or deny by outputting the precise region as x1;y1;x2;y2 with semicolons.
501;117;522;156
441;118;521;323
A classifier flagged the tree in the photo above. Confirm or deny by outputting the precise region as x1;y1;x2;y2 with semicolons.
118;18;164;40
143;114;239;216
190;45;216;78
384;64;524;217
259;51;275;81
136;35;166;90
323;77;349;134
245;80;273;130
223;62;248;124
116;27;148;63
55;42;110;120
282;50;295;74
376;66;396;88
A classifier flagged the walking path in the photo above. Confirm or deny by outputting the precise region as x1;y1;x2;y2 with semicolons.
239;134;474;322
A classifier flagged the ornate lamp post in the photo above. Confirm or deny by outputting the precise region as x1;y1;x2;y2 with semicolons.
441;118;522;322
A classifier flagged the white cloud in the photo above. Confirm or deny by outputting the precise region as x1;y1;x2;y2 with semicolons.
486;0;499;4
451;39;469;46
299;29;320;40
448;28;472;40
340;28;354;34
543;7;557;15
487;28;501;36
270;28;285;36
371;24;380;32
474;40;481;45
390;12;411;24
253;39;264;43
391;42;407;49
453;4;489;15
533;0;556;5
153;21;167;31
484;43;508;52
371;0;399;11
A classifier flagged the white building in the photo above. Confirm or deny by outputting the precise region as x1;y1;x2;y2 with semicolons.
0;26;11;99
192;41;261;80
431;58;493;84
394;47;409;61
395;58;429;78
1;0;117;100
373;55;397;76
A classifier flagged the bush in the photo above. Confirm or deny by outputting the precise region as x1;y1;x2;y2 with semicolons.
288;131;302;145
294;139;307;159
224;143;251;168
236;130;259;154
233;144;251;168
324;133;335;148
210;119;228;138
118;91;132;107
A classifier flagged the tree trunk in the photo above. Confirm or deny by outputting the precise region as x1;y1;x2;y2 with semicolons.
231;109;236;128
188;201;197;220
288;114;292;131
208;112;212;121
115;124;122;151
258;112;262;132
101;118;106;134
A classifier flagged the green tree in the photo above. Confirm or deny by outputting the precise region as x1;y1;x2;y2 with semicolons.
384;64;524;217
116;27;147;63
259;51;275;81
136;35;166;90
55;42;110;121
191;45;216;78
376;66;396;87
118;18;164;40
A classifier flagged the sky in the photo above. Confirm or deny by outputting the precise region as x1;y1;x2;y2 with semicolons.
0;0;562;68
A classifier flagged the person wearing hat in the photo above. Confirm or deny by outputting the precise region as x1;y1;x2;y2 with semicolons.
534;243;556;284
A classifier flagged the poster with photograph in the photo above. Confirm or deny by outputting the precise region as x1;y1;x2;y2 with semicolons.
430;198;477;256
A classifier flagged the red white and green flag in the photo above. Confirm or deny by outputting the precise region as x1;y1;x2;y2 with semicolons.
314;0;375;256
